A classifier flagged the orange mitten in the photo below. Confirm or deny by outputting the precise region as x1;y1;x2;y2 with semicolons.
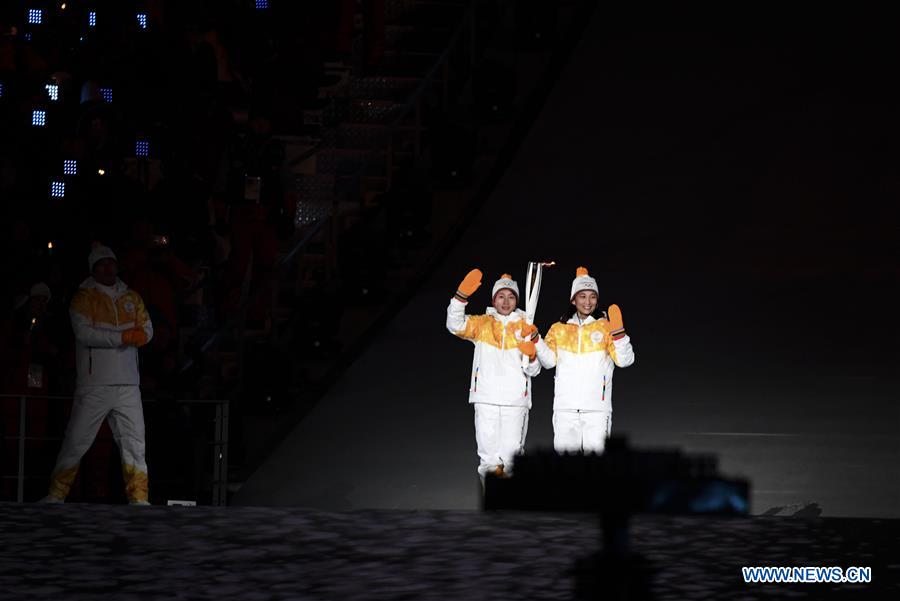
121;328;149;348
607;304;626;340
517;340;536;360
519;323;539;342
455;268;482;302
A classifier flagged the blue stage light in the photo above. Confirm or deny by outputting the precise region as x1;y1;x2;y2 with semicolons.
28;9;43;25
64;160;78;176
45;83;59;101
50;181;65;198
256;0;269;9
137;13;147;29
100;88;113;103
32;110;46;127
88;11;96;28
136;140;149;157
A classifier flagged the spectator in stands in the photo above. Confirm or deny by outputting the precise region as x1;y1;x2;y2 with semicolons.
139;307;176;396
336;0;386;69
75;81;121;166
222;117;290;328
122;221;197;341
41;244;154;505
0;282;58;393
124;230;195;394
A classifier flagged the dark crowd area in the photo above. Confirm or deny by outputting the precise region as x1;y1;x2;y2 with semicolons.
0;0;400;504
0;0;557;504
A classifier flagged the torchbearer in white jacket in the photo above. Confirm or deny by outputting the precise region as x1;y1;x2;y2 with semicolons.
447;269;541;482
41;244;153;505
534;267;635;454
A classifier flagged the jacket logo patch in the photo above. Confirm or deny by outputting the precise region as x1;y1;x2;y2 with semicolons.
590;331;604;344
124;301;135;314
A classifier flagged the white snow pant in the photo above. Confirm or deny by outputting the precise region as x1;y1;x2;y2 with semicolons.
553;409;612;455
48;386;149;503
473;403;529;479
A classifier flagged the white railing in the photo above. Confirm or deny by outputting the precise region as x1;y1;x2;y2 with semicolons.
0;394;229;505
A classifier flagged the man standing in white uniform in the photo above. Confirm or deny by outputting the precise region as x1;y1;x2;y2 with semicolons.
42;244;154;504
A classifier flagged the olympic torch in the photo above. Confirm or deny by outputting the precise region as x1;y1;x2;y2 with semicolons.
521;260;555;368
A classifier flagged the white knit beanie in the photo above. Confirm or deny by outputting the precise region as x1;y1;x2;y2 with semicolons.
491;273;519;300
570;266;598;300
29;282;51;300
88;244;117;272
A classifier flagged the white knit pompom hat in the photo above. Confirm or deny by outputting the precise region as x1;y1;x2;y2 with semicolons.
570;266;598;300
30;282;51;300
492;273;519;300
88;244;118;272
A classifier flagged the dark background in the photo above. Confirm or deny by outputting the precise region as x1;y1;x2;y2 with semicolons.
1;2;896;516
234;11;900;516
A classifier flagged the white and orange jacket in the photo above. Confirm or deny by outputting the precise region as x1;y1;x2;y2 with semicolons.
446;298;540;408
535;314;634;411
70;277;153;388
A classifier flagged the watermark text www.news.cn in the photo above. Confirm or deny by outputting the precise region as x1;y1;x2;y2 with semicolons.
742;566;871;584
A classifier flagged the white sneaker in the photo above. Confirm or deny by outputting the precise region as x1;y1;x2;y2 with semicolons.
129;500;151;506
39;495;64;504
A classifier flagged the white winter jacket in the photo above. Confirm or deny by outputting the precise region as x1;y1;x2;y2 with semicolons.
70;277;153;388
535;314;634;411
446;298;540;407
